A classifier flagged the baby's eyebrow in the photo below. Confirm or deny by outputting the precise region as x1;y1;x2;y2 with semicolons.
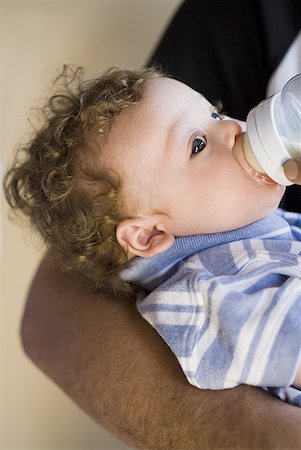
197;93;213;112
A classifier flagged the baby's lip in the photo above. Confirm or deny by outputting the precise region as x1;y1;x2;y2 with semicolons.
233;134;279;186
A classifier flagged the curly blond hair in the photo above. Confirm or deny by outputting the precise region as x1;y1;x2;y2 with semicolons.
3;65;161;299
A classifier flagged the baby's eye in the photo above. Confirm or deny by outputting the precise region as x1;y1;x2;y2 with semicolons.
191;135;207;157
211;111;222;120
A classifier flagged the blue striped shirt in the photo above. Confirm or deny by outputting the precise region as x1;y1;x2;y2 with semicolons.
121;209;301;407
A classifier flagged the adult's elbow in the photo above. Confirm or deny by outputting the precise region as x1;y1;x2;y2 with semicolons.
19;294;40;364
18;251;57;367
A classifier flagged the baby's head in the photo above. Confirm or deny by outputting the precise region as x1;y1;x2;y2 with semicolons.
4;66;162;298
4;66;285;298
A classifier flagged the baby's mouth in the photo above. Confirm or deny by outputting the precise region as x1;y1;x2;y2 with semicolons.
232;134;279;186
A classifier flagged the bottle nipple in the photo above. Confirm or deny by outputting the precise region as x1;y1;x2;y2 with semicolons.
242;133;265;174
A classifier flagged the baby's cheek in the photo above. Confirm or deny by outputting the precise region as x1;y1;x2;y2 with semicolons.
236;119;246;132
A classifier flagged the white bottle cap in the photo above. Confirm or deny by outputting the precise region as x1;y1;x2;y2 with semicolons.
246;93;293;186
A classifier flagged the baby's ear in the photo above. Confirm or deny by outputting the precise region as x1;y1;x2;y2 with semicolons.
116;216;175;258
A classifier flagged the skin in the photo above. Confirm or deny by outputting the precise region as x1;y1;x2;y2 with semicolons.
284;158;301;183
21;251;301;449
105;77;286;259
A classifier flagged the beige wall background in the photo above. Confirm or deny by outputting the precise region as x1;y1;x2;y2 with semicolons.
0;1;182;448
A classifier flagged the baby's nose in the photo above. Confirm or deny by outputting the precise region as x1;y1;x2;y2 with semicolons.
218;119;242;149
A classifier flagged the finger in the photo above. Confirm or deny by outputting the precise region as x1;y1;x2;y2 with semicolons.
284;158;301;183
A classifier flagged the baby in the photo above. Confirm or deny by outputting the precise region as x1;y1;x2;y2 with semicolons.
4;66;301;407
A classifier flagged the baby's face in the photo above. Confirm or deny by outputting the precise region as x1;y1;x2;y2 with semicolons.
105;77;285;236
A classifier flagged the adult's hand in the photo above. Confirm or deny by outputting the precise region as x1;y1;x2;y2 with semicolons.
284;158;301;184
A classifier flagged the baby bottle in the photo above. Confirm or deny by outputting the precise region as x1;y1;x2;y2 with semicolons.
242;73;301;185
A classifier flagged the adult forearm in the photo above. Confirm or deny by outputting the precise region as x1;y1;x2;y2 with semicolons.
21;252;301;449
